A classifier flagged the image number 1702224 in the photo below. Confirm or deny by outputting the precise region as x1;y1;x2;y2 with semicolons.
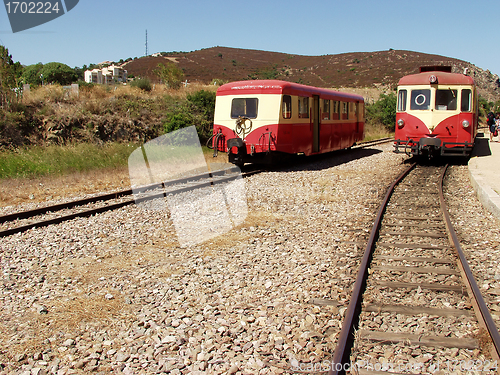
3;0;79;33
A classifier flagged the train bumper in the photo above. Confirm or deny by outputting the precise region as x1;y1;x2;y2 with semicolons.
227;138;247;165
394;138;474;157
226;137;288;165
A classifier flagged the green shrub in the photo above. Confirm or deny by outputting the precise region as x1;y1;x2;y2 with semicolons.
187;90;215;141
187;90;215;115
153;62;184;89
130;78;152;91
164;107;193;134
366;93;397;131
162;90;216;141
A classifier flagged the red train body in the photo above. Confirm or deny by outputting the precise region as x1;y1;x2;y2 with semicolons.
394;67;478;157
210;80;365;165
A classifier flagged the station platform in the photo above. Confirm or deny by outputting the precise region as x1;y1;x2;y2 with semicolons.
468;131;500;220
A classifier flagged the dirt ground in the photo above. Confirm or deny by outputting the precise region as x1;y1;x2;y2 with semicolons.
0;153;229;208
0;168;132;208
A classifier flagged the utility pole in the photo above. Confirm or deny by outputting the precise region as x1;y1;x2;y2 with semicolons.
145;29;148;56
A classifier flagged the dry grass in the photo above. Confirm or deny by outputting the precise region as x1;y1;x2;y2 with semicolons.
0;146;227;208
364;122;394;141
199;210;284;253
49;294;131;332
22;85;66;105
0;295;132;362
23;82;218;105
0;241;183;362
62;241;185;283
0;166;131;207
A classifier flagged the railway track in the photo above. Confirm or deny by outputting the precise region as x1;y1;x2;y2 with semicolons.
328;163;500;374
0;166;256;238
1;139;392;238
353;137;394;149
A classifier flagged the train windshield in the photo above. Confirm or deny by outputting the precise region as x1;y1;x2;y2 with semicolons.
397;90;407;111
410;89;431;110
461;89;472;112
435;89;457;110
231;98;258;119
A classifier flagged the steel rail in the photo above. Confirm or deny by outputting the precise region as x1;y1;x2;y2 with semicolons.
0;169;255;238
352;137;394;149
328;162;416;375
0;167;242;224
438;165;500;359
0;198;135;237
0;189;134;224
0;137;391;238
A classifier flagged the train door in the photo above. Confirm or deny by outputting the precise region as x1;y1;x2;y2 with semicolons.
313;95;320;153
355;101;362;140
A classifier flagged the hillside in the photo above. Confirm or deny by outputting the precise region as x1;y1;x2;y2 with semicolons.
123;47;500;101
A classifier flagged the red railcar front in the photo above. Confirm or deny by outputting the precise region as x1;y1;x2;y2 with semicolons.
394;67;477;157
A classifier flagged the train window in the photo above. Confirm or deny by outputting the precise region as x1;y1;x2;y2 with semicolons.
332;101;340;120
342;102;348;119
435;89;457;111
397;90;407;111
350;102;356;119
231;98;258;119
461;89;472;112
282;95;292;119
298;96;309;118
322;100;331;120
410;89;431;110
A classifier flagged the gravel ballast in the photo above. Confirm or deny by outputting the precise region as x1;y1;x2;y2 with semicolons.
2;145;499;374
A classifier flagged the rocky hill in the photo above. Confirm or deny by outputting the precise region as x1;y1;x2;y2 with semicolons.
122;47;500;101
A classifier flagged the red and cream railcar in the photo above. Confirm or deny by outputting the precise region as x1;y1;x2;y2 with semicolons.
394;66;478;157
210;80;364;165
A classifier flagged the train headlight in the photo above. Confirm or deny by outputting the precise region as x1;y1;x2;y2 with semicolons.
397;119;405;129
462;120;470;128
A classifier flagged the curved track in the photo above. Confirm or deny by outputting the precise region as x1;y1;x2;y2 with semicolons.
329;163;500;375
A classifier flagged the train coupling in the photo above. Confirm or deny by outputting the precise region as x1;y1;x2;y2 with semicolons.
227;138;247;166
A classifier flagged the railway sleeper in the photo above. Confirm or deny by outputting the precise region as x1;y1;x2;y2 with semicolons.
376;242;449;250
379;231;445;238
363;303;472;317
357;330;479;350
371;280;467;294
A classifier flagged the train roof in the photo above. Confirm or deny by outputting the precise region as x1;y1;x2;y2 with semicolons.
398;70;475;86
216;80;364;101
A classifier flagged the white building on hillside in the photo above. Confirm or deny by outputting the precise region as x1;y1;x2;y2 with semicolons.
84;69;103;84
84;65;127;84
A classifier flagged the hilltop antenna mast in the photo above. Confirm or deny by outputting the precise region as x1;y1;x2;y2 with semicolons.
145;29;148;56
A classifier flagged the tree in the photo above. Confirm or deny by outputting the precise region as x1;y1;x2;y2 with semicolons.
39;62;78;85
73;65;85;81
21;63;44;86
0;45;22;107
153;62;184;89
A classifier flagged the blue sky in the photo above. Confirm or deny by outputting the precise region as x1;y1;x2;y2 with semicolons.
1;0;499;78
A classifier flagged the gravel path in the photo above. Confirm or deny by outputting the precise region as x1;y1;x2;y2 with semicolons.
0;144;453;374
